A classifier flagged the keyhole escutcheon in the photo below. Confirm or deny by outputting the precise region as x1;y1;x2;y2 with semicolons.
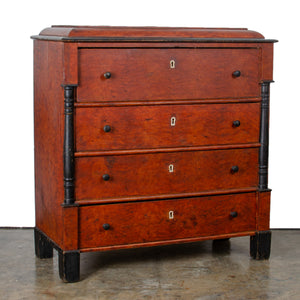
170;60;176;69
171;116;176;126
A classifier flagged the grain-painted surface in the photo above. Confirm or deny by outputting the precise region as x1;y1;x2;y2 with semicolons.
62;207;79;251
75;103;260;151
75;148;258;201
34;40;65;248
38;26;265;39
77;48;260;102
79;193;257;249
33;27;274;271
257;191;271;231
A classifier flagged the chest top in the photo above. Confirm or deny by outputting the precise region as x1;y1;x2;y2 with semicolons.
32;25;276;42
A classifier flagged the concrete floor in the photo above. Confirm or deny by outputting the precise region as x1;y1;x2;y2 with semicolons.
0;229;299;300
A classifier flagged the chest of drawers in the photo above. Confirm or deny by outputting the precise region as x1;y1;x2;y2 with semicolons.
32;26;276;282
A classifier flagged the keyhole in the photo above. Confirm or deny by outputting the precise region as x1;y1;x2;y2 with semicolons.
169;164;174;173
171;117;176;126
169;211;174;219
170;60;176;69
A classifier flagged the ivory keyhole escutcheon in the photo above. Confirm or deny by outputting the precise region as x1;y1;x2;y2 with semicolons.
170;60;175;69
169;164;174;173
169;211;174;219
171;116;176;126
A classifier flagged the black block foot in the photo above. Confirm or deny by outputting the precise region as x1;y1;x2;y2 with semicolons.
34;228;53;259
250;230;271;260
59;250;80;282
212;238;231;254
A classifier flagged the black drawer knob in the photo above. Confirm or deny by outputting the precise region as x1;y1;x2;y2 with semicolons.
103;125;111;132
231;166;239;173
104;72;111;79
103;223;110;230
232;120;241;127
102;174;110;181
232;70;241;78
230;211;238;218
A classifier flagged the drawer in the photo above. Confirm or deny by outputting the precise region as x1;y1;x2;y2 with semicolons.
79;193;257;249
75;103;260;151
75;148;258;201
77;48;260;102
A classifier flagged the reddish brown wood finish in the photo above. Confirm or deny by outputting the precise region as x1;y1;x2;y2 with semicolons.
33;27;275;281
62;43;78;85
77;48;260;102
75;103;260;151
257;191;271;230
261;43;274;81
62;207;79;250
79;193;257;249
39;26;265;39
34;40;65;248
80;231;256;252
34;40;79;251
75;148;258;201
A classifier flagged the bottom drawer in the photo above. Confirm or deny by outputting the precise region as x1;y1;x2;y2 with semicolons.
79;193;257;249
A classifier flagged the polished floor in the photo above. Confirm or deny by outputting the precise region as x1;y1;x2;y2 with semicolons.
0;229;299;299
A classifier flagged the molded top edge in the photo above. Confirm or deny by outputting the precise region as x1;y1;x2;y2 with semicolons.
33;25;267;40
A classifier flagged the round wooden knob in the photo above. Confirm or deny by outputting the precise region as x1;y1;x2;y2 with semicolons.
231;166;239;173
232;120;241;127
232;70;241;78
230;211;238;218
104;72;111;79
102;174;110;181
103;125;111;132
103;223;110;230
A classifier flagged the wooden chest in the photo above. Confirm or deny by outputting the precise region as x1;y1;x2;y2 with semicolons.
32;26;276;282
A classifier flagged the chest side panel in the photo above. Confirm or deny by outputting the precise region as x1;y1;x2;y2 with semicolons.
34;40;65;247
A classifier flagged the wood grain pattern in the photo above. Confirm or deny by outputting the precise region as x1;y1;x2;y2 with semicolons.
74;98;260;108
62;43;78;85
34;40;65;248
74;143;261;158
78;193;257;249
75;103;260;151
77;48;260;102
261;43;274;81
39;26;265;39
62;206;79;251
33;27;275;276
75;187;258;205
257;191;271;230
75;148;259;201
80;231;256;253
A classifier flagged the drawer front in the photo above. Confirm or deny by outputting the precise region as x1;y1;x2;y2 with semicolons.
75;103;260;151
75;148;258;201
79;193;257;249
77;48;260;102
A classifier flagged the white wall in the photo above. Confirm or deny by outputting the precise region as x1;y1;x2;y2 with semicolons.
0;0;299;227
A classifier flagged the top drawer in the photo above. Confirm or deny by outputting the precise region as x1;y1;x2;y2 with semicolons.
77;48;260;102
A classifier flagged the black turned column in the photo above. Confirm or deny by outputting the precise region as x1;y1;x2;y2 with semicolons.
34;228;53;259
58;250;80;283
250;81;273;260
259;81;272;190
63;85;76;205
